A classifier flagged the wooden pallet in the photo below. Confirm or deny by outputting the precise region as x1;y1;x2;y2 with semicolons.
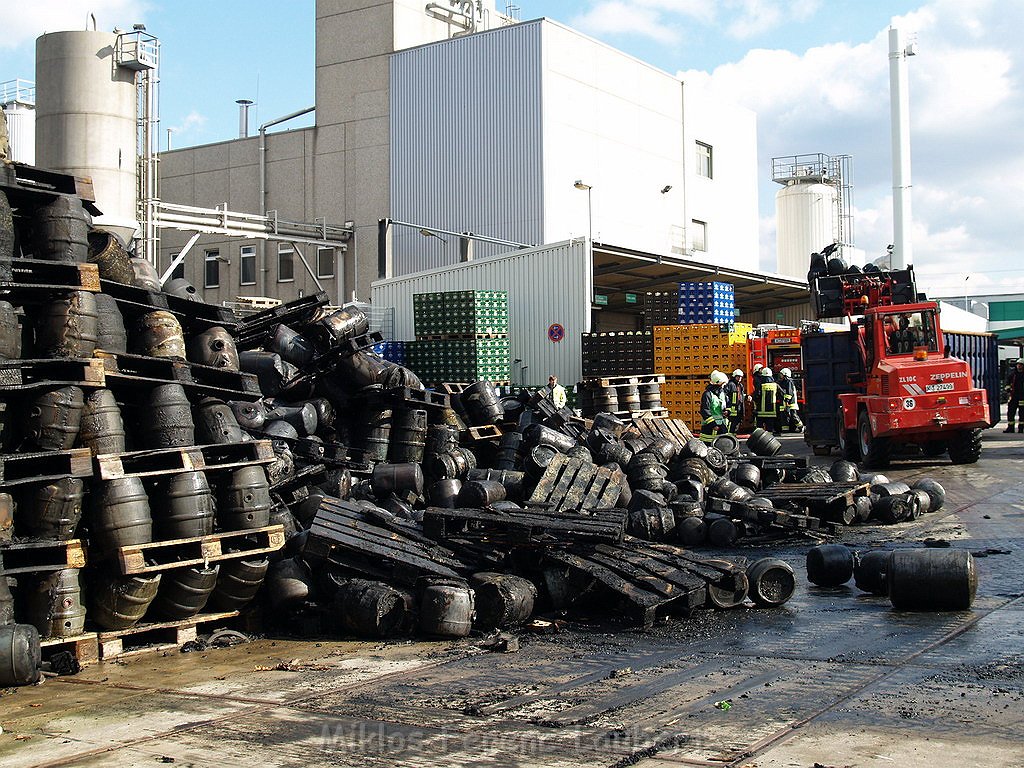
0;539;87;574
99;279;237;333
372;386;451;410
757;482;869;511
95;440;275;480
626;415;693;447
422;505;626;544
543;540;717;627
460;424;503;442
95;610;243;660
527;452;626;513
0;258;101;293
612;407;669;420
96;351;261;399
0;448;94;488
706;497;834;533
305;497;465;586
0;358;106;390
0;162;98;209
234;291;329;350
40;632;100;667
115;524;285;575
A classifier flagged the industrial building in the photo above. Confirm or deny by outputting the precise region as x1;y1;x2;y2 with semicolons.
153;0;765;309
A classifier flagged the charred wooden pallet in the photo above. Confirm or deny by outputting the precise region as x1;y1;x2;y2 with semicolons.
626;415;693;447
543;540;717;627
370;386;451;410
96;351;262;399
115;524;285;575
95;440;275;480
40;632;100;667
99;279;237;333
422;505;626;544
527;452;626;512
0;258;101;293
234;291;330;349
95;610;243;660
0;161;97;209
706;497;834;533
0;448;94;488
0;358;106;390
0;539;87;574
730;455;808;472
305;497;465;586
612;407;669;420
460;424;503;442
757;482;870;511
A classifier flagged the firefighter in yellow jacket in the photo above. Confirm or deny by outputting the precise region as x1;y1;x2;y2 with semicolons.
699;370;729;444
755;367;781;436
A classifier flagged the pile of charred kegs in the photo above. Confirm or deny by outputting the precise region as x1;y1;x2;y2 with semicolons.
0;189;281;686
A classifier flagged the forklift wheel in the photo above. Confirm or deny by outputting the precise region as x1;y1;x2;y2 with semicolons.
857;410;891;469
837;408;860;461
948;428;982;464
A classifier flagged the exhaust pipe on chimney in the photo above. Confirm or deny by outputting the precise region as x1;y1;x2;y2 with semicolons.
237;99;254;138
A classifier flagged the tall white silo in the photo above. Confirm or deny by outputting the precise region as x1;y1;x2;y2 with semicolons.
35;30;140;242
775;180;837;279
772;153;853;280
1;80;37;164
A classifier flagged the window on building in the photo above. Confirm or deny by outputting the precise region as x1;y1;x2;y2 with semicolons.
696;141;713;179
278;243;294;282
169;255;184;281
691;220;707;252
204;249;220;288
240;245;256;286
316;246;335;279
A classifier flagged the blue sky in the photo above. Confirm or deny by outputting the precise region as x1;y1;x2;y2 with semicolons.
3;1;1021;298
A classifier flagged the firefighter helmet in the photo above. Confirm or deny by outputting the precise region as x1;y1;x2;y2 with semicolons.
780;367;792;378
710;370;728;385
732;369;743;378
762;367;773;378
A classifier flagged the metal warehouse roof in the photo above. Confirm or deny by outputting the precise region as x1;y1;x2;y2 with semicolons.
591;242;809;313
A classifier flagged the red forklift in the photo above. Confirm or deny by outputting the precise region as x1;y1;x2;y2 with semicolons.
808;252;988;468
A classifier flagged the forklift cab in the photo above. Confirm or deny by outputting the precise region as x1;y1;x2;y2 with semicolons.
880;308;939;356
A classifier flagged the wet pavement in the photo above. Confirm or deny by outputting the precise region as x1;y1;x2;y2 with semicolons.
3;431;1023;768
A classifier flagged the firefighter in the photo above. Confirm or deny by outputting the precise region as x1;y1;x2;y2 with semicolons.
755;367;781;436
1005;360;1024;433
777;367;804;432
699;370;729;444
724;369;745;434
546;375;567;409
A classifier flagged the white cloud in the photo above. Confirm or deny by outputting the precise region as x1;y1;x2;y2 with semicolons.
678;0;1024;293
0;0;149;50
168;110;207;136
571;2;681;45
573;0;823;45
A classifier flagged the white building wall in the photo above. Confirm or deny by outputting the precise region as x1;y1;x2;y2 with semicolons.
681;85;759;271
541;23;685;254
372;240;589;386
389;18;760;276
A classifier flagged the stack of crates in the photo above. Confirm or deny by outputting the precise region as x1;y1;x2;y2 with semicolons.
641;292;680;328
581;331;654;377
406;290;511;385
653;322;751;424
372;341;406;365
678;281;735;324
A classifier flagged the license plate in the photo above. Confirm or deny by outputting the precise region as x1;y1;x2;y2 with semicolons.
925;382;954;392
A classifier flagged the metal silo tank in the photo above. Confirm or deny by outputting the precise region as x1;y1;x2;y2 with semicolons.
34;31;139;243
775;181;837;280
2;97;36;165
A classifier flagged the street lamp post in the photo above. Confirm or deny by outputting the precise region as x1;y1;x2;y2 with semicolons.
964;274;971;313
573;180;592;244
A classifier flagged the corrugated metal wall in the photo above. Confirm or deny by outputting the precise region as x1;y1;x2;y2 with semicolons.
371;240;588;387
390;21;545;276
